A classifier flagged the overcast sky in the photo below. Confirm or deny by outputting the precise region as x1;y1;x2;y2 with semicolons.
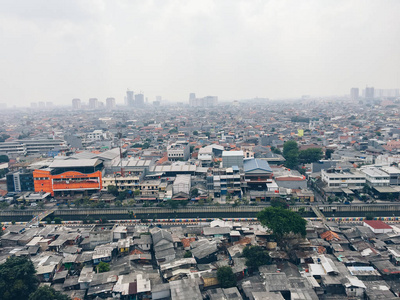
0;0;399;106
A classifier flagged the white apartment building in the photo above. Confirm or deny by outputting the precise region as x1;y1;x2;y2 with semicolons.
102;175;140;191
360;167;390;187
321;169;366;188
173;175;191;195
87;130;107;141
167;142;190;161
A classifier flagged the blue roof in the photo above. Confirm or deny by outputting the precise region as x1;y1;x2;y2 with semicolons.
243;158;272;173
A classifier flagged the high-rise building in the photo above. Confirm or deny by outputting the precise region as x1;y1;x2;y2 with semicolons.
106;97;116;110
72;98;81;110
374;89;400;98
365;87;374;100
89;98;98;109
46;102;53;108
38;101;46;109
126;90;134;107
31;102;37;108
135;93;144;107
350;88;359;101
189;93;218;107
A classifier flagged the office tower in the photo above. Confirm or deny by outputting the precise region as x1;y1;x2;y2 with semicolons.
72;98;81;110
350;88;359;101
189;94;218;107
89;98;98;109
38;101;46;109
135;93;144;106
46;102;53;108
374;89;400;98
365;87;374;100
106;97;116;110
126;90;134;107
189;93;196;106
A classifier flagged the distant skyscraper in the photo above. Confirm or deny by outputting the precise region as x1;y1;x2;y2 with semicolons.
135;93;144;107
350;88;359;101
374;89;400;98
38;101;46;109
365;87;374;100
89;98;98;109
46;102;53;108
189;93;218;107
126;90;134;107
31;102;37;108
72;98;81;110
106;97;116;110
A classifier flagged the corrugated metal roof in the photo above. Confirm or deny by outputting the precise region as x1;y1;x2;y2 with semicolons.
243;158;272;173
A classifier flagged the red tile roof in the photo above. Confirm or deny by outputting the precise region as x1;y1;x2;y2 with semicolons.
364;220;392;230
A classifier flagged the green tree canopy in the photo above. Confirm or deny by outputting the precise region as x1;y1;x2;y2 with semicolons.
270;198;289;209
283;140;299;169
0;154;9;163
0;134;10;143
190;188;199;198
242;246;271;268
97;261;110;273
0;256;39;300
298;148;323;164
29;286;70;300
325;149;334;159
184;251;192;258
257;207;307;240
217;266;236;288
107;185;119;196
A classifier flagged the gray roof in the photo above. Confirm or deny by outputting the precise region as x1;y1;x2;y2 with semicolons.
191;240;218;259
203;227;231;236
152;229;174;246
49;158;102;168
244;158;272;173
170;278;202;300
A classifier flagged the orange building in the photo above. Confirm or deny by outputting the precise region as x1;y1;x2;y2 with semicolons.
33;159;103;196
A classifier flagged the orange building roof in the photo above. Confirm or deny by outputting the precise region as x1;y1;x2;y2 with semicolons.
320;231;340;241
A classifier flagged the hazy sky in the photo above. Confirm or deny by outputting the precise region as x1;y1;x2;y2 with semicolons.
1;0;399;106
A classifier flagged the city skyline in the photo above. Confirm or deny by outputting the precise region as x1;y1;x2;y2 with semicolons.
0;0;399;106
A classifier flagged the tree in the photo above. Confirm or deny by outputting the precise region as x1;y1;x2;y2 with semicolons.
298;148;323;164
97;261;110;273
115;200;122;207
283;140;299;169
217;266;236;288
29;286;70;300
365;214;374;220
270;198;289;209
117;191;127;201
325;149;334;159
257;207;307;240
184;251;192;258
107;185;119;196
271;146;281;154
0;154;9;163
53;217;62;224
242;245;271;268
193;130;198;135
0;134;10;143
166;200;179;209
0;256;39;300
190;188;199;198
